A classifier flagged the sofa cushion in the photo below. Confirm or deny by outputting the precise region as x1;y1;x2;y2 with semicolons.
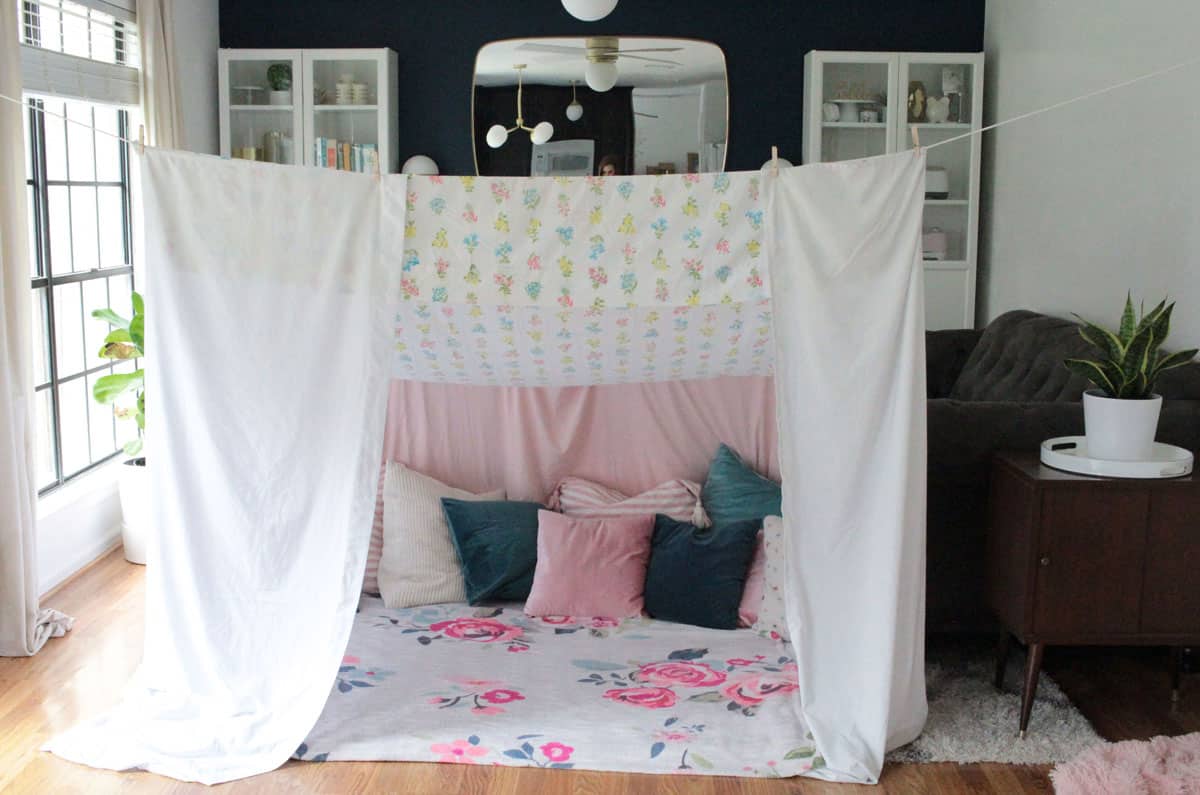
950;310;1096;402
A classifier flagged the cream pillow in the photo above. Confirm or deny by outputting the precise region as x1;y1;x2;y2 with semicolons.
378;463;503;608
751;515;790;641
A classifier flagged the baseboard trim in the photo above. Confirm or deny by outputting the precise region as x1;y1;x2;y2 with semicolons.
39;527;123;599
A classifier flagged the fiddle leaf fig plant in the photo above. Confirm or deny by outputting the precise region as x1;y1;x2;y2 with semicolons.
1065;294;1197;400
92;291;145;456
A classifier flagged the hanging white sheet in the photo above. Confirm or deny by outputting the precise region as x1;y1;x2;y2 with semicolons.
47;150;926;785
769;151;928;782
45;150;400;783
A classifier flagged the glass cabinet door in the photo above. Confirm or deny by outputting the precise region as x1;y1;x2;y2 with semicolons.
807;53;896;164
899;54;983;329
303;51;383;172
220;50;302;165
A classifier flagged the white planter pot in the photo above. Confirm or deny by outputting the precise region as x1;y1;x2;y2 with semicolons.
117;458;149;565
268;89;291;106
1083;390;1163;461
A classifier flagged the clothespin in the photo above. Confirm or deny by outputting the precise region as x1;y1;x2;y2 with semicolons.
374;158;381;182
771;145;779;177
910;125;920;150
137;124;145;155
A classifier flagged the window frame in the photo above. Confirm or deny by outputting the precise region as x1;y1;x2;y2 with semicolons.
20;0;141;496
26;97;137;495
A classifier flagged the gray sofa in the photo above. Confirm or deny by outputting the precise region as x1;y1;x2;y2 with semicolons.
926;310;1200;633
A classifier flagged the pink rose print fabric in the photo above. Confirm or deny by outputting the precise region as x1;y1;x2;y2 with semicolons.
299;598;821;778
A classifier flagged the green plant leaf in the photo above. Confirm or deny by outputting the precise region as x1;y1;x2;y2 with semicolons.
92;308;130;330
1118;293;1136;344
92;370;143;404
1075;318;1124;362
98;341;141;360
1120;324;1157;390
131;291;144;316
1152;348;1199;379
123;438;143;456
1065;359;1118;396
129;314;145;352
103;328;133;345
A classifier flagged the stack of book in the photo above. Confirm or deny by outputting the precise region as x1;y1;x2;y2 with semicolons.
312;138;380;173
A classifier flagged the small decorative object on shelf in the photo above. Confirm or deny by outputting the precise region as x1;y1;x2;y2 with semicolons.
922;227;948;261
267;63;292;105
907;80;927;122
925;167;950;199
859;109;879;123
926;95;950;124
1065;294;1198;461
335;73;354;105
942;66;964;122
822;102;840;122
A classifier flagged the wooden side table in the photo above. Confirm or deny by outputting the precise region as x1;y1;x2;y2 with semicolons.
985;450;1200;736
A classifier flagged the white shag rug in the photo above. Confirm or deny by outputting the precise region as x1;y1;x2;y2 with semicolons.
886;643;1106;765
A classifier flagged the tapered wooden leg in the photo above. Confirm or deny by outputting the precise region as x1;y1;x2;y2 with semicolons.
1018;642;1044;738
1171;646;1183;704
994;631;1012;690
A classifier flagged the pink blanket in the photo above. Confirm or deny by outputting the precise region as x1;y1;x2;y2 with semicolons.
384;376;779;502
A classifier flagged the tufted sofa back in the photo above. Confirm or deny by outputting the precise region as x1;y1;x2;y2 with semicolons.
948;309;1200;402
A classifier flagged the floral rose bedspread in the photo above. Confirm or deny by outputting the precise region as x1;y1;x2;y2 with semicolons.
296;597;822;778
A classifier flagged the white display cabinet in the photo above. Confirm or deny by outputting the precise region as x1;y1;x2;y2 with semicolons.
803;51;984;329
219;48;399;173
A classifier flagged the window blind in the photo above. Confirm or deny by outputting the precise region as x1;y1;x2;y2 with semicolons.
18;0;140;106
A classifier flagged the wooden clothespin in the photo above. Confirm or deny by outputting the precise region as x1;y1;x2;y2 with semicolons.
910;125;920;150
771;145;779;177
137;124;145;155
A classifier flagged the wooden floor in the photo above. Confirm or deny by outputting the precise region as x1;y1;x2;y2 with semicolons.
1;551;1195;795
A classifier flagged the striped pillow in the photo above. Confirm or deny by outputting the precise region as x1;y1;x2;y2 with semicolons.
363;462;386;594
547;476;709;528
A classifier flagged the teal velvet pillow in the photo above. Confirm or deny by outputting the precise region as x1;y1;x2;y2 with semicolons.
701;443;782;527
441;499;543;604
643;514;762;630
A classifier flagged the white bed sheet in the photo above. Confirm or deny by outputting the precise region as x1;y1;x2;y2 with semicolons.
298;597;819;778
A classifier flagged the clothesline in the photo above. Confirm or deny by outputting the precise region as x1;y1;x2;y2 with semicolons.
1;52;1197;159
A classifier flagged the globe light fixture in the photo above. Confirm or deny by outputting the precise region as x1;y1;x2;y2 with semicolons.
585;58;618;92
565;80;583;121
401;155;440;175
561;0;618;22
486;64;555;149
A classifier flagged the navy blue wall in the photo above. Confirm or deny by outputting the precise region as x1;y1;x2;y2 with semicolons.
219;0;985;174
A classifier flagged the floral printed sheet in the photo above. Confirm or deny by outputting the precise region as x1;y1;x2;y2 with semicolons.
297;597;823;778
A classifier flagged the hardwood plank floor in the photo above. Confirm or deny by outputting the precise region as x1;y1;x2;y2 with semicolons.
2;549;1192;794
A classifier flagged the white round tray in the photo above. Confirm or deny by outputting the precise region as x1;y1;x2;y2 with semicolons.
1040;436;1193;479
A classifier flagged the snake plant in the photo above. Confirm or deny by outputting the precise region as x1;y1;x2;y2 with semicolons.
1065;294;1197;399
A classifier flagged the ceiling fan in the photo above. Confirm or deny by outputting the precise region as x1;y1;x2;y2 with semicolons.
518;36;684;67
518;37;683;93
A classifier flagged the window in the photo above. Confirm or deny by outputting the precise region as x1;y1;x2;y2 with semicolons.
19;0;141;494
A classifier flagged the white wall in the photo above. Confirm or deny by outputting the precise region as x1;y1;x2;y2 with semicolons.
632;86;702;174
171;0;219;153
980;0;1200;345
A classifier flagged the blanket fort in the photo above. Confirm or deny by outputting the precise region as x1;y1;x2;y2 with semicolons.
45;148;927;785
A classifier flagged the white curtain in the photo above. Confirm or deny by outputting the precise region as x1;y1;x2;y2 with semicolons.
769;152;928;782
0;0;74;657
45;151;400;781
136;0;184;148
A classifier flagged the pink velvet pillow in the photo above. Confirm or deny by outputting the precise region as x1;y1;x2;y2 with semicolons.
738;532;766;627
525;510;654;619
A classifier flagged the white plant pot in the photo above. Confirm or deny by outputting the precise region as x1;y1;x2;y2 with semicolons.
1083;390;1163;461
118;458;149;565
268;89;291;106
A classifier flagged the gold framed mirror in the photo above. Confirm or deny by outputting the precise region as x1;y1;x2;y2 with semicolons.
472;36;728;177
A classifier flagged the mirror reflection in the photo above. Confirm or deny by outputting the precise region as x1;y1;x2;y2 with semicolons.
473;37;728;177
